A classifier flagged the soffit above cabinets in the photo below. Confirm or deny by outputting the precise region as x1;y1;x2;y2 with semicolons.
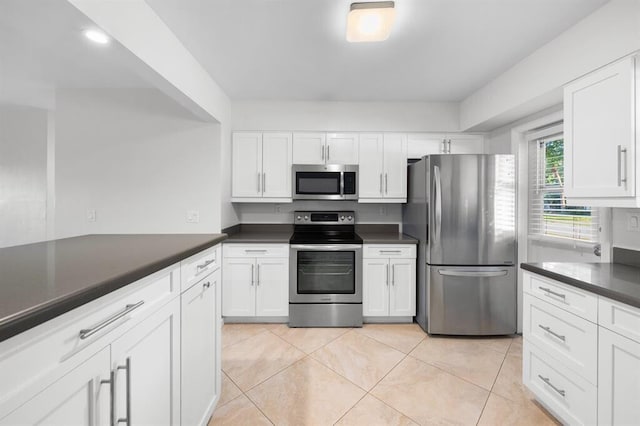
146;0;607;102
0;0;151;109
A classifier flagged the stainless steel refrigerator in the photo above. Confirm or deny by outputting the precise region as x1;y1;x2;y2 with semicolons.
403;154;516;335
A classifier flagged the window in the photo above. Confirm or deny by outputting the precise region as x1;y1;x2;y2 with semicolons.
528;135;599;243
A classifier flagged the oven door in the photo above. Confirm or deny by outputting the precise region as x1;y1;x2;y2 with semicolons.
289;245;362;304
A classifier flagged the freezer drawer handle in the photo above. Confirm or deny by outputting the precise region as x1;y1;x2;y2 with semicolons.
538;375;565;397
438;269;508;277
538;324;566;342
539;287;566;300
79;301;144;340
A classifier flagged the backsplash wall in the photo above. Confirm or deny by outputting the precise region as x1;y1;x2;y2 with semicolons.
612;208;640;250
234;201;402;225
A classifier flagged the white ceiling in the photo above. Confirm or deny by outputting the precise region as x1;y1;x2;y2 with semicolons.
146;0;608;102
0;0;150;109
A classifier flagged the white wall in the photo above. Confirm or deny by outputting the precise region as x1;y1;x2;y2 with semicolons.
612;209;640;250
461;0;640;131
231;101;460;132
0;106;50;247
55;88;221;237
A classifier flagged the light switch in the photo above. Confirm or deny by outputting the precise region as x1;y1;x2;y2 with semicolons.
628;213;640;231
87;209;97;222
187;210;200;223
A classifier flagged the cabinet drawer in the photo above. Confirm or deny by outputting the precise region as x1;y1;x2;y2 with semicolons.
0;265;179;414
523;341;597;426
599;297;640;344
364;245;416;259
523;272;597;322
223;244;289;258
181;244;221;292
523;294;597;384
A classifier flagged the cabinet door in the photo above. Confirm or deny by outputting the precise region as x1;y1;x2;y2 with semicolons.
407;133;446;159
232;132;263;197
363;259;389;316
383;133;408;199
262;132;293;198
293;132;325;165
0;347;110;426
181;269;220;426
565;56;636;199
447;134;484;154
111;298;181;426
255;258;289;317
222;258;256;317
389;258;416;316
599;327;640;425
326;133;359;164
358;133;384;199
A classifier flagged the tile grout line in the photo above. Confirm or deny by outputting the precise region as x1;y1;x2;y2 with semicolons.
475;344;511;425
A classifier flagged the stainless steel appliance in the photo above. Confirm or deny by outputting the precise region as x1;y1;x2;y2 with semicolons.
292;165;358;200
403;155;516;335
289;211;363;327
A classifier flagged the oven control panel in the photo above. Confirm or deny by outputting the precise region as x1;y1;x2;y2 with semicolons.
294;211;355;225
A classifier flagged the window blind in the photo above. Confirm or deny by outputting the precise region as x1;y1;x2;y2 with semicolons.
528;136;599;243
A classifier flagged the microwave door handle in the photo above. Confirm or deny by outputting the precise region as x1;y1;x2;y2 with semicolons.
340;171;344;197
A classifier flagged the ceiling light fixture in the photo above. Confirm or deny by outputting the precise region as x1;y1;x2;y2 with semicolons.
346;1;396;43
84;29;110;45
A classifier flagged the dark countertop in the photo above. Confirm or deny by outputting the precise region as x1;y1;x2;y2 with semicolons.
0;234;227;342
521;262;640;309
357;231;419;245
223;224;293;243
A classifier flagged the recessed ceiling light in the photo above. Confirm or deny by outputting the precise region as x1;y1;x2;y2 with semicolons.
84;29;110;45
346;1;396;43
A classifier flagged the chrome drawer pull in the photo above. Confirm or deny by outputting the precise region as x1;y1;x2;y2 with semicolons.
203;281;211;289
79;301;144;340
379;250;402;254
117;357;132;425
539;287;566;300
101;371;115;426
538;324;566;342
538;375;565;397
245;249;268;253
196;259;215;274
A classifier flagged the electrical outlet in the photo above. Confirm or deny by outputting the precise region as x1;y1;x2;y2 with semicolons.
87;209;97;222
187;210;200;223
628;213;640;231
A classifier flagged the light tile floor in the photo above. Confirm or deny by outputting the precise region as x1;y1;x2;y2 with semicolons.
210;323;560;426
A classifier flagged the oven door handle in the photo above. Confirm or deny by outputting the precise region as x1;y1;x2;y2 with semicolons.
290;244;363;250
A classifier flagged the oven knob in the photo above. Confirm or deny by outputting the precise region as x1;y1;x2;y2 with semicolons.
304;215;309;221
340;215;345;221
296;215;302;221
347;215;353;221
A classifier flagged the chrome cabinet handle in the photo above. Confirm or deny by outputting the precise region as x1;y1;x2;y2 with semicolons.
196;259;215;273
379;250;402;254
539;286;566;300
441;139;446;153
262;173;266;192
251;264;255;286
203;281;211;289
117;358;131;425
327;144;330;161
618;145;628;186
538;324;566;341
101;371;115;426
392;264;395;285
447;139;452;153
256;264;260;286
386;264;389;286
321;145;325;161
257;172;261;192
439;269;508;277
385;173;388;194
245;249;267;252
538;375;565;397
79;301;144;339
380;173;383;195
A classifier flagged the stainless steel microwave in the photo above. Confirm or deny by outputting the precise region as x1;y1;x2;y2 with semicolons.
292;165;358;200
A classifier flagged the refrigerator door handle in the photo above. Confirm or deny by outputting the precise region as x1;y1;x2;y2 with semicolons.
438;269;509;278
433;165;442;245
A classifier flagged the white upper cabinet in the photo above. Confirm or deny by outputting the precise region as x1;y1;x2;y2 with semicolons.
292;132;326;164
564;55;638;206
232;132;292;202
293;132;359;165
407;133;484;158
359;133;408;202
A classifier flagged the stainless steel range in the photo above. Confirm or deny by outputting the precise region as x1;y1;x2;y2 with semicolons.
289;211;363;327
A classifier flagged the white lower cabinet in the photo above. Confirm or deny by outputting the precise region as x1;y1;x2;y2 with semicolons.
111;297;181;426
523;270;640;426
0;347;111;425
363;245;416;319
222;244;289;319
598;327;640;426
181;268;221;426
